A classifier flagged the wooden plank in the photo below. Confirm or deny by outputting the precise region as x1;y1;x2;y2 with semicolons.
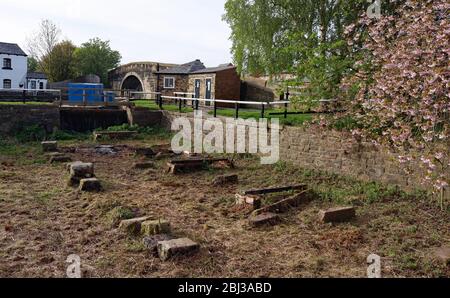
169;158;230;165
253;190;313;215
244;184;307;196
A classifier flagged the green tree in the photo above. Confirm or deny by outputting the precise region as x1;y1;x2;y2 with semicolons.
223;0;403;102
40;40;77;82
27;56;39;72
74;38;121;84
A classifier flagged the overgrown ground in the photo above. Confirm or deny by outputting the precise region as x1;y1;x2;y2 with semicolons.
0;129;448;278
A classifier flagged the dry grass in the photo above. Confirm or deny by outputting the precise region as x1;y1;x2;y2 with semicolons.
0;137;448;278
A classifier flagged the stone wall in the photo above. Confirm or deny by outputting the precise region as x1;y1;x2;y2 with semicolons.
241;81;275;104
280;126;425;188
158;74;189;98
161;111;444;191
0;105;60;135
127;108;164;127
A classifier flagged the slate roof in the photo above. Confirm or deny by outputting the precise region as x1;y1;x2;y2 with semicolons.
156;59;206;74
0;42;27;56
191;63;236;74
27;72;48;79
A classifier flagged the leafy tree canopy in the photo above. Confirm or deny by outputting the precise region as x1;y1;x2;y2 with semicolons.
74;38;121;84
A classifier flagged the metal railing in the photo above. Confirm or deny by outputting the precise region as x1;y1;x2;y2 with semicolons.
0;88;62;103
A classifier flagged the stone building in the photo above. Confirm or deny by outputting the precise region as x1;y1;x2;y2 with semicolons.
155;60;206;98
109;59;274;105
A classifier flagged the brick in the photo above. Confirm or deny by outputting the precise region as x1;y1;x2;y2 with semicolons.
119;216;152;235
235;194;262;209
249;213;280;227
157;238;200;261
79;178;103;192
212;174;238;186
42;141;58;152
319;206;356;223
141;220;171;236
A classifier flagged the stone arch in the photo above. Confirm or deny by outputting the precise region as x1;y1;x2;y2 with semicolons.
120;72;145;92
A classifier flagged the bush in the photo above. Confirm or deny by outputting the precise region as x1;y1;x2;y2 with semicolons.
15;125;47;143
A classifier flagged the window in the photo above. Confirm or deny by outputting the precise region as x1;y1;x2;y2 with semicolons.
39;82;44;90
164;77;175;89
3;79;11;89
2;58;12;69
31;81;36;89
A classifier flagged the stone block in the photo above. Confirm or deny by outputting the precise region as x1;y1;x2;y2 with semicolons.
143;234;173;256
119;216;152;235
141;220;171;236
134;162;156;170
79;178;103;192
135;148;155;157
157;238;200;261
42;141;58;152
50;155;72;163
319;206;356;223
70;162;94;179
249;213;280;227
212;174;238;186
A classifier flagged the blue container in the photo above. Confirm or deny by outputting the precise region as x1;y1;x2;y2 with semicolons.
105;92;116;102
68;83;104;103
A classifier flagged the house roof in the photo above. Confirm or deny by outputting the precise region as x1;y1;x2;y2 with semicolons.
190;63;236;74
156;59;206;74
27;72;47;79
0;42;27;56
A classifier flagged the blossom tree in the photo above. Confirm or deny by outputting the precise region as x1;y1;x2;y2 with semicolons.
341;0;449;206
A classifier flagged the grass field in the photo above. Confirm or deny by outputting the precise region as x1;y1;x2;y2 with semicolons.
134;99;315;126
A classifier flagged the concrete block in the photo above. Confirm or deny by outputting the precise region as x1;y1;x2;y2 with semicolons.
79;178;103;192
319;206;356;223
141;220;171;236
42;141;58;152
157;238;200;261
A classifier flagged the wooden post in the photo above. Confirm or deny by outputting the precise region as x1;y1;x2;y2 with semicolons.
214;100;217;118
158;94;163;109
235;102;239;119
179;97;182;112
22;89;26;104
261;104;265;119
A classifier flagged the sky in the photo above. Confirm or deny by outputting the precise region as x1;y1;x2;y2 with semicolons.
0;0;233;67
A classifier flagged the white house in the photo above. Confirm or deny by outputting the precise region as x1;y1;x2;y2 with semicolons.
26;72;48;90
0;42;28;89
0;42;48;90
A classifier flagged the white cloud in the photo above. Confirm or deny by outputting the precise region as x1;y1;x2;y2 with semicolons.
1;0;233;66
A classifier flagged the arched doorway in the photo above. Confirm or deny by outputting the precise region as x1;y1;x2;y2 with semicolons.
121;75;143;92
